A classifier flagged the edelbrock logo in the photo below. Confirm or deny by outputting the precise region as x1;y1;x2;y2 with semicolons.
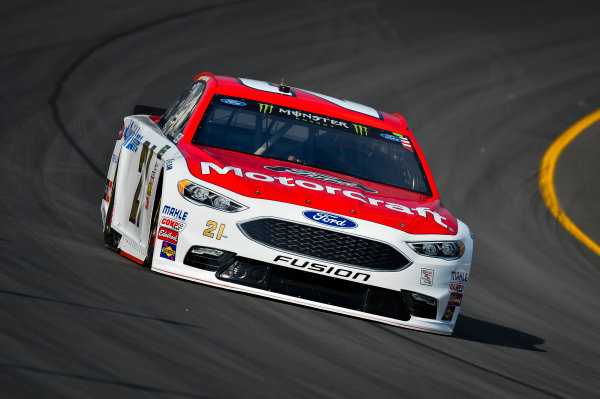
303;211;357;229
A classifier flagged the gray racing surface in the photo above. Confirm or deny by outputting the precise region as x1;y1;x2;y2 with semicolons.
1;1;600;397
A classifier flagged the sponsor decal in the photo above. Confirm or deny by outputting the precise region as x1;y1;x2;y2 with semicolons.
442;306;455;321
157;145;171;159
161;205;188;221
274;255;370;282
451;271;469;283
201;162;450;230
158;227;178;244
380;133;403;143
166;159;173;170
215;95;405;144
160;216;187;231
420;268;434;286
258;103;273;114
449;283;465;293
448;293;463;306
160;241;177;261
124;133;142;153
144;196;150;210
173;133;184;144
263;165;378;193
147;170;156;196
303;211;357;229
221;98;247;107
123;120;140;141
278;107;349;129
213;95;408;141
353;124;368;136
111;154;118;163
380;133;414;152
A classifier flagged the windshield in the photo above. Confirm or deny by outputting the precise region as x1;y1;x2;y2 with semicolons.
191;95;431;195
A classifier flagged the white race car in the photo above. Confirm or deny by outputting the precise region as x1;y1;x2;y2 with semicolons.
101;72;472;335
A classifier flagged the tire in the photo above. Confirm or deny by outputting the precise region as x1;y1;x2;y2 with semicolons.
103;172;120;249
145;178;162;266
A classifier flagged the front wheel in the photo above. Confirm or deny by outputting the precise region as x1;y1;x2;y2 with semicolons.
104;174;120;249
145;196;161;267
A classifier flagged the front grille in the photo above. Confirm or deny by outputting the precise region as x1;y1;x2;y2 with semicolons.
238;218;410;270
217;258;411;321
270;266;366;310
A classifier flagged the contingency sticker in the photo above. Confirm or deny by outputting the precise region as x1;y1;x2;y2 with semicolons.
448;293;463;306
158;227;178;244
442;306;455;321
162;205;188;221
449;283;465;293
160;241;177;261
451;271;469;283
420;268;434;286
160;217;187;232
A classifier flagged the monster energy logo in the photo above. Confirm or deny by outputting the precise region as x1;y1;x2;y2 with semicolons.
353;124;368;136
259;103;273;114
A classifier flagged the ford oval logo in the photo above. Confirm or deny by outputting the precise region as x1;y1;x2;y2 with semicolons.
220;98;246;106
302;211;357;229
380;133;403;143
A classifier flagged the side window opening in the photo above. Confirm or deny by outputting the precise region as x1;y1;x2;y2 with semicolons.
159;80;206;140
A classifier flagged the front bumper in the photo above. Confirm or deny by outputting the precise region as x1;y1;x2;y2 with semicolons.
151;176;472;335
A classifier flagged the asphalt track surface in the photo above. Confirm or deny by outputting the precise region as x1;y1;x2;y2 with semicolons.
1;1;600;398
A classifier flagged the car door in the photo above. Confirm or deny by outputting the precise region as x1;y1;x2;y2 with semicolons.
114;80;208;253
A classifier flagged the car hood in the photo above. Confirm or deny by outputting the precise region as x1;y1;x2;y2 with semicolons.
178;143;457;235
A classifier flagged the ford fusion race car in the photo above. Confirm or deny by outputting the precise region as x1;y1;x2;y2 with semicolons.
101;72;472;335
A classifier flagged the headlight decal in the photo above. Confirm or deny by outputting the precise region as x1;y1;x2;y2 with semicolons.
178;180;247;212
408;241;465;259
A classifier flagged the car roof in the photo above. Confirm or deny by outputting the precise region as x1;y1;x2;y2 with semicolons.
207;75;409;135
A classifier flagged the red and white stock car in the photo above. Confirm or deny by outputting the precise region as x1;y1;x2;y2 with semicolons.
101;72;473;335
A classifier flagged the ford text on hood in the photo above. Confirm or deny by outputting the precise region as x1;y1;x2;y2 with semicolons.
101;73;473;335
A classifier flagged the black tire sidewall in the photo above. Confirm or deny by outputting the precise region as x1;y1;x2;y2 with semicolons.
146;197;161;266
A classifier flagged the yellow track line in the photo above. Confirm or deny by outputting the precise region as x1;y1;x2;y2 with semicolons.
539;108;600;257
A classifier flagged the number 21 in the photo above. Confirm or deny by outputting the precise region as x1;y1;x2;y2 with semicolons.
203;221;225;240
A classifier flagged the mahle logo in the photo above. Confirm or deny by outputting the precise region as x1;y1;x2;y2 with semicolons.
353;124;368;135
258;103;273;114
